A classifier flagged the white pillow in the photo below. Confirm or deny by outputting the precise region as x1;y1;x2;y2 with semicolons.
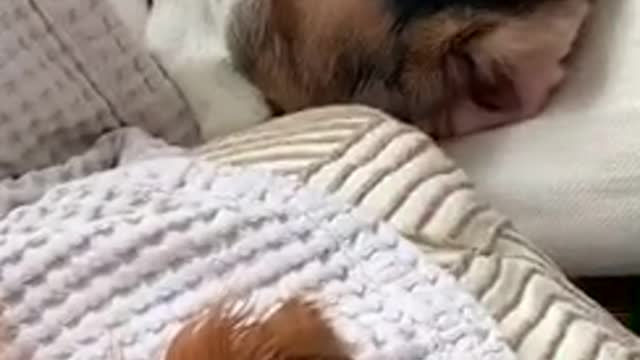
444;1;640;276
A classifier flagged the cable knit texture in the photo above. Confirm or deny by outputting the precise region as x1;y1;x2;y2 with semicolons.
0;129;513;360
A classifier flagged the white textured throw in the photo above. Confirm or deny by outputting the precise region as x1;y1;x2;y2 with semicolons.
0;129;513;360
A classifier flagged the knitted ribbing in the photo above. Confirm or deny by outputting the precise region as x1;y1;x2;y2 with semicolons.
0;157;514;360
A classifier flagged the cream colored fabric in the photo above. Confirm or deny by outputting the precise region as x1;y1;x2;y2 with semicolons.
443;0;640;276
197;106;640;360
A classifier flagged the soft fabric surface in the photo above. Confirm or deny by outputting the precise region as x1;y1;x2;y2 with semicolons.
443;0;640;276
0;0;199;178
197;106;640;359
0;129;513;360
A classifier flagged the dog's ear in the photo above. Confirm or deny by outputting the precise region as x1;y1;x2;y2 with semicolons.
451;33;522;115
427;0;590;136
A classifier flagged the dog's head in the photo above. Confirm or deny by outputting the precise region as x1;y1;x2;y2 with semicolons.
227;0;592;137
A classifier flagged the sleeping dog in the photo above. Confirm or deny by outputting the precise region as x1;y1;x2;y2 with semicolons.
147;0;592;139
144;1;595;358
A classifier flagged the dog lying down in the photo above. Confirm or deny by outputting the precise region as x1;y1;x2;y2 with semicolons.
141;0;594;358
147;0;592;139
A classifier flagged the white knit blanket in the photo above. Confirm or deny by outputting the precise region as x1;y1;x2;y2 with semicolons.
0;128;514;360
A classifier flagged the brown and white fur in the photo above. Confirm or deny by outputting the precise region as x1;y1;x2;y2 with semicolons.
147;0;592;139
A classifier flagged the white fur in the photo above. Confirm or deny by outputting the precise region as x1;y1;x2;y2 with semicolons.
146;0;271;141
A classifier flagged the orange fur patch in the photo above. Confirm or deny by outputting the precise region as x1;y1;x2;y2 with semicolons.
165;297;352;360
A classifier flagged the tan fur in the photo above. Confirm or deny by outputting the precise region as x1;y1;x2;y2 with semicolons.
439;0;592;135
399;13;495;135
229;0;397;113
165;297;352;360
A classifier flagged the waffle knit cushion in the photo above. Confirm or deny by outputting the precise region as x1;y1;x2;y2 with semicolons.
0;0;199;178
